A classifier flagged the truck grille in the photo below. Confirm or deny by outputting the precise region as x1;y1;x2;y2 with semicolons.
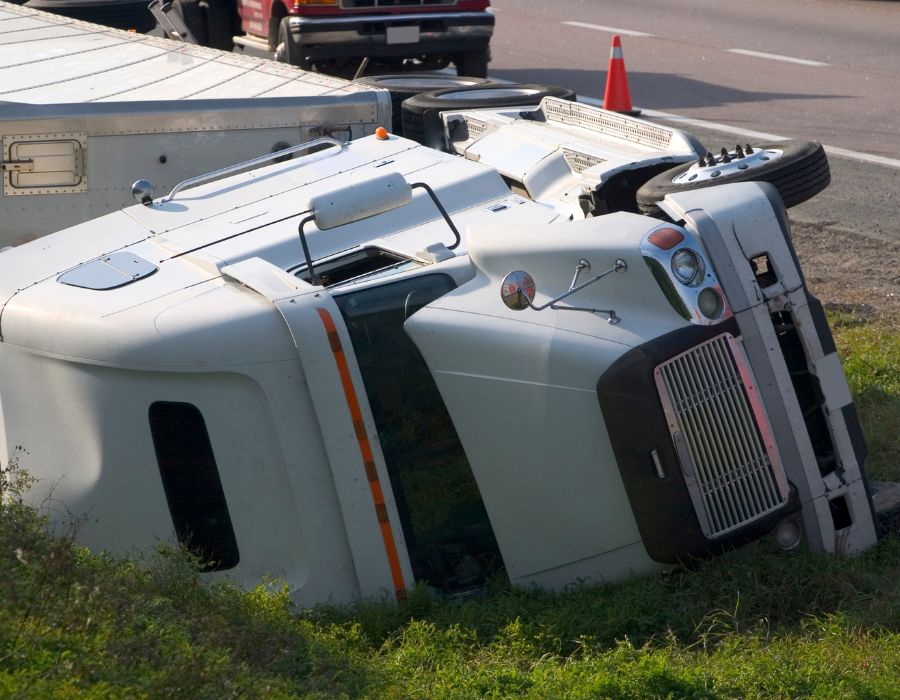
342;0;456;7
654;334;789;538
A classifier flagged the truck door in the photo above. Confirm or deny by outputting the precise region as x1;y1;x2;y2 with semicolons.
332;273;507;595
223;258;504;596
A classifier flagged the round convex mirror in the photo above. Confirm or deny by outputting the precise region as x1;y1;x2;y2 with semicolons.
500;270;536;311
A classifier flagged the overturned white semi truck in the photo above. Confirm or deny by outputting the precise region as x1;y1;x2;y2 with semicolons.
0;95;879;605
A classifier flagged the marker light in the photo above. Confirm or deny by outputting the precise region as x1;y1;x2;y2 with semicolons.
375;126;389;140
647;227;684;250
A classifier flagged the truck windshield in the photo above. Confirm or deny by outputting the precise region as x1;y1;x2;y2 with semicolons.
335;275;506;594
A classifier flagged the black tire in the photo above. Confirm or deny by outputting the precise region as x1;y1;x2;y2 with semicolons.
635;140;831;213
454;48;490;78
201;0;234;52
400;83;576;147
355;73;495;135
173;0;207;44
274;16;309;69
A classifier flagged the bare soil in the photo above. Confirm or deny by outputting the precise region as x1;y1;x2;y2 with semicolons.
790;219;900;326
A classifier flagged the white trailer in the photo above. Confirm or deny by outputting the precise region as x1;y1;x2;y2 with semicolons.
0;95;879;605
0;0;390;245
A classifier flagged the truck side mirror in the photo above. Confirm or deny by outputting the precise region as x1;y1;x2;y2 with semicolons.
500;270;536;311
499;259;626;323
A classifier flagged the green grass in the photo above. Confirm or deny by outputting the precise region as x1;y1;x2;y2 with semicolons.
1;313;898;699
829;311;900;482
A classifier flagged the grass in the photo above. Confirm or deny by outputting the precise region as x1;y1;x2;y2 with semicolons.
1;312;898;699
829;310;900;482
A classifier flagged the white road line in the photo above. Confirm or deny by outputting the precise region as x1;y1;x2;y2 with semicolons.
561;21;653;38
819;145;900;169
727;48;829;67
578;96;900;170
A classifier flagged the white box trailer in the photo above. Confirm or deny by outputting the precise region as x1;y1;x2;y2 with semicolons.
0;0;390;245
0;93;880;605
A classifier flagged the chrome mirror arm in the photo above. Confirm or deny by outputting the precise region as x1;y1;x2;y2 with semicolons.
525;258;627;324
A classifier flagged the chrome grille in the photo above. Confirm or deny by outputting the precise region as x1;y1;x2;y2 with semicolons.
654;334;789;538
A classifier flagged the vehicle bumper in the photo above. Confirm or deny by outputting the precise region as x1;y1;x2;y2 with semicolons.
287;11;494;59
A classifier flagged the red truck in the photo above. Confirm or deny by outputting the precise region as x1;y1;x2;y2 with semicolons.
173;0;494;77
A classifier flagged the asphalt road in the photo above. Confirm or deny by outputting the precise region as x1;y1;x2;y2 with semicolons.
489;0;900;158
483;0;900;243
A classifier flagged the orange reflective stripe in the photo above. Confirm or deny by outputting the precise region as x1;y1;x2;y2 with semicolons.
316;308;406;600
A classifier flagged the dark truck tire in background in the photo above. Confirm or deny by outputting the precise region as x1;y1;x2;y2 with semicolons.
401;83;577;147
355;73;495;135
172;0;238;51
454;47;490;78
172;0;206;44
275;16;309;69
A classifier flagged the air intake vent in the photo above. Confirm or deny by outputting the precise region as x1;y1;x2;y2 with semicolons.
562;148;605;173
542;97;674;150
654;333;789;538
464;117;488;139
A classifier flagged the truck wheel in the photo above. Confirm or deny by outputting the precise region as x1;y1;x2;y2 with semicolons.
454;48;490;78
635;140;831;214
200;0;234;52
400;83;576;147
355;73;494;135
274;16;309;69
173;0;207;45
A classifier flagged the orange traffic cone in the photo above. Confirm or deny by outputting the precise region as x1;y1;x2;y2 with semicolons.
603;35;640;115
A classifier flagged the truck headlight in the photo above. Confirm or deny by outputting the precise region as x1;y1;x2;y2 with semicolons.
671;249;702;285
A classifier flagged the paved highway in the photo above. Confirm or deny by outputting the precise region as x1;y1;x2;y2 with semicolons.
485;0;900;243
489;0;900;159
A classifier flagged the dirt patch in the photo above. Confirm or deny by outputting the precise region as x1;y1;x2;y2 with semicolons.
789;219;900;326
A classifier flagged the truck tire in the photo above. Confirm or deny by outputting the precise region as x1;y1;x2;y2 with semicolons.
274;16;309;69
355;73;495;135
201;0;234;52
401;83;576;147
635;140;831;214
454;48;490;78
172;0;207;45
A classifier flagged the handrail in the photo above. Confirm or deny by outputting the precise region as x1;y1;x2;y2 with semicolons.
158;137;347;204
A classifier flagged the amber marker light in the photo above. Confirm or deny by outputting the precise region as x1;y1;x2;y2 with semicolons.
647;227;685;250
375;127;389;140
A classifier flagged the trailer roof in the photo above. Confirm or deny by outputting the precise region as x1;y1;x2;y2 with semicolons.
0;1;368;103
